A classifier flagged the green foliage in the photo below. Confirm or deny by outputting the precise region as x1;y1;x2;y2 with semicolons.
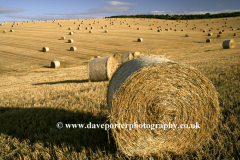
106;12;240;20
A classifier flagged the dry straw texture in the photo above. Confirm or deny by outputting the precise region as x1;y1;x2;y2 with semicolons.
88;56;117;82
108;57;220;157
51;61;60;68
42;47;49;52
113;53;122;63
222;39;235;49
121;53;133;63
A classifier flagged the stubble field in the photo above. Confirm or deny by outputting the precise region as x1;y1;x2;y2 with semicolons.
0;17;239;159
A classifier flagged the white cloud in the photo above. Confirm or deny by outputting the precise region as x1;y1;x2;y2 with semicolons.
105;1;137;6
149;9;240;15
0;6;25;14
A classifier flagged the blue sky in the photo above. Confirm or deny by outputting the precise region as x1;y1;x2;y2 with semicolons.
0;0;240;22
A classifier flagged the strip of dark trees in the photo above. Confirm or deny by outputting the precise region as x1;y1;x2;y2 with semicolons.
105;12;240;20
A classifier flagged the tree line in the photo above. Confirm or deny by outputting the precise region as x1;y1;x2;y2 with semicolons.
105;12;240;20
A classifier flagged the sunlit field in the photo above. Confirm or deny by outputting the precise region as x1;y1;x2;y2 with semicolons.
0;17;239;159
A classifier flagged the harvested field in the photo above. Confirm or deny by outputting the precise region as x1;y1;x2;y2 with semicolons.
0;17;239;159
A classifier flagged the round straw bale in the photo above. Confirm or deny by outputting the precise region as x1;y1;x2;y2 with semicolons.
131;51;140;58
233;33;237;36
113;53;122;63
51;61;60;68
108;56;220;157
138;38;143;42
68;39;74;43
70;46;77;51
42;47;49;52
105;25;108;27
88;56;117;82
185;34;189;37
78;27;81;30
206;39;211;43
174;29;177;31
89;30;92;33
121;53;133;63
3;30;7;33
91;27;94;29
86;27;89;30
61;36;65;40
105;30;108;33
165;29;169;31
217;35;221;37
68;27;71;30
137;28;140;30
203;30;206;32
70;31;73;35
219;31;222;34
208;33;212;36
181;29;184;31
0;23;3;26
222;39;235;49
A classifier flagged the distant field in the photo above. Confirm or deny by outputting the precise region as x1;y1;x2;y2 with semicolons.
0;17;239;159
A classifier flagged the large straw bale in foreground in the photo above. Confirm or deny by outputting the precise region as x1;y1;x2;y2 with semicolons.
222;39;235;49
88;56;117;82
108;57;220;157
